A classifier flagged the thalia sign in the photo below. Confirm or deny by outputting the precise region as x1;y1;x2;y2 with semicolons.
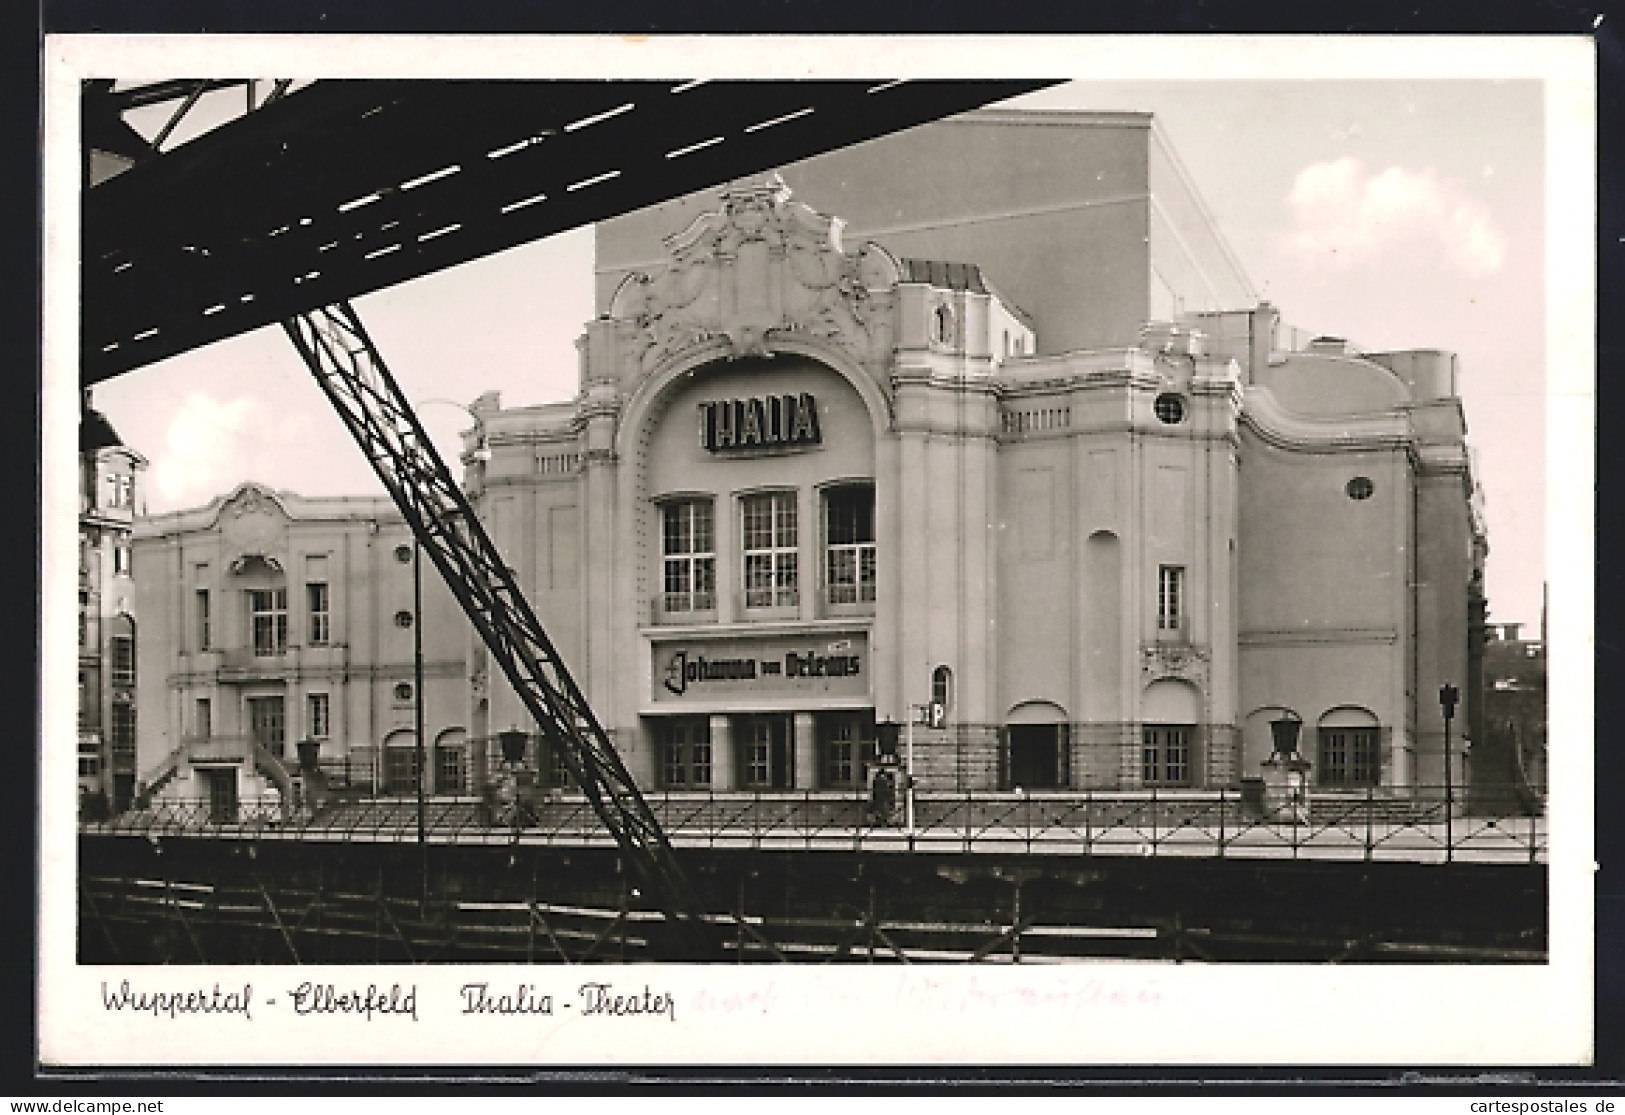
699;393;821;453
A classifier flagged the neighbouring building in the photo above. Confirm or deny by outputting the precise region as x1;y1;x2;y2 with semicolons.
468;109;1488;799
131;483;472;816
1476;616;1548;812
79;394;146;813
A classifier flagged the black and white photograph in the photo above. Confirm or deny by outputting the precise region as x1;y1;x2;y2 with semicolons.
41;34;1593;1066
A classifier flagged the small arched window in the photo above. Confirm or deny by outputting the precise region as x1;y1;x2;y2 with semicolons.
931;303;955;346
931;665;954;712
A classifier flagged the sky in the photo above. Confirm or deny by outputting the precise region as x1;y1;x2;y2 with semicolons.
92;76;1551;626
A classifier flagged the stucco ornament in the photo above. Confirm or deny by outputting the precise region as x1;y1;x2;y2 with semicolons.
1141;642;1211;688
610;175;899;374
218;483;288;566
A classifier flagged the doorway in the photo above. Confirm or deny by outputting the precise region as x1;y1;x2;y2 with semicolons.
1007;724;1066;790
247;695;286;759
198;767;238;823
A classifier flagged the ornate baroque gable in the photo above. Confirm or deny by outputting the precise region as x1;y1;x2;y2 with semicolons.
216;483;290;571
609;175;900;376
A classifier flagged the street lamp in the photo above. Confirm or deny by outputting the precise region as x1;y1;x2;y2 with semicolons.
1439;682;1459;862
1263;710;1309;825
414;397;491;802
873;719;900;833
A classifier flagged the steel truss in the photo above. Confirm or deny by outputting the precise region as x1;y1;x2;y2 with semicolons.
282;301;713;955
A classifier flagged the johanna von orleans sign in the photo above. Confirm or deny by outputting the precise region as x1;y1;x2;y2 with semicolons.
699;393;821;453
653;635;868;702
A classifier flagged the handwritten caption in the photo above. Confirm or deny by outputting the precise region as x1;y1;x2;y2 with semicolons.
99;980;678;1025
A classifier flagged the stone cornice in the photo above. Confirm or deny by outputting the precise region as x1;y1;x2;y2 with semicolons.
133;482;400;539
1240;384;1413;454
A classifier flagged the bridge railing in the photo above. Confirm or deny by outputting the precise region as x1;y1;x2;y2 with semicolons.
84;785;1547;863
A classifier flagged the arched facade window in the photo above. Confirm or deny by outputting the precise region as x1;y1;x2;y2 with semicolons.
1142;678;1201;787
382;728;419;796
435;728;468;796
931;665;953;712
1316;707;1381;787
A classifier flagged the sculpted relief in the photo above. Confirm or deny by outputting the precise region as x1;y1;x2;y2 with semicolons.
609;176;899;376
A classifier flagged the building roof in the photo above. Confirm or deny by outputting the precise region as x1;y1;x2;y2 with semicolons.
899;258;1036;331
79;406;124;453
900;258;989;293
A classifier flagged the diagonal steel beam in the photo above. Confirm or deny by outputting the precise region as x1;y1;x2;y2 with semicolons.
281;300;714;956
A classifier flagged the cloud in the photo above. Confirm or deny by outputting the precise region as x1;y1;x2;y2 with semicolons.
149;392;257;505
1285;157;1507;276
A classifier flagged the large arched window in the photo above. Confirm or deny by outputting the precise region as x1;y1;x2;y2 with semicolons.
931;665;954;713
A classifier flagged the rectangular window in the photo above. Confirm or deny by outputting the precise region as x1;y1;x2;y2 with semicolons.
745;723;772;788
306;582;331;645
825;487;876;605
104;473;133;509
110;702;135;754
661;500;716;613
110;635;134;687
249;588;288;656
194;567;211;651
195;697;211;739
1318;728;1379;787
436;743;467;795
659;719;712;789
112;542;132;577
547;743;573;789
1157;566;1184;632
307;692;330;739
822;715;868;788
1142;724;1191;786
742;492;798;608
78;672;97;734
247;696;286;757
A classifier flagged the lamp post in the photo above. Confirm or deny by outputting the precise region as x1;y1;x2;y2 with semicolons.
413;530;426;855
1263;710;1309;828
1439;682;1459;862
873;719;900;835
414;396;491;801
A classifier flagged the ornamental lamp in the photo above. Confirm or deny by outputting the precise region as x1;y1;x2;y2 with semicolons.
875;719;901;762
498;728;529;765
1269;713;1303;762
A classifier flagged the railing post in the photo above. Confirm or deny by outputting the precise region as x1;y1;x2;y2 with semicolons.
1364;785;1374;861
1217;784;1226;858
1151;782;1159;857
955;786;968;858
1084;787;1093;856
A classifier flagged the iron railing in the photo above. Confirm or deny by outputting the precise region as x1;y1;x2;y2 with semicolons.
87;784;1546;864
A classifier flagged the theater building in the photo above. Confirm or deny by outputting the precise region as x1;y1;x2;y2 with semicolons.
465;110;1487;798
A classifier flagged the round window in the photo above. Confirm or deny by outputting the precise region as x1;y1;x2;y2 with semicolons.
394;610;414;628
1153;394;1186;425
394;682;413;701
1346;476;1375;501
394;544;413;564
